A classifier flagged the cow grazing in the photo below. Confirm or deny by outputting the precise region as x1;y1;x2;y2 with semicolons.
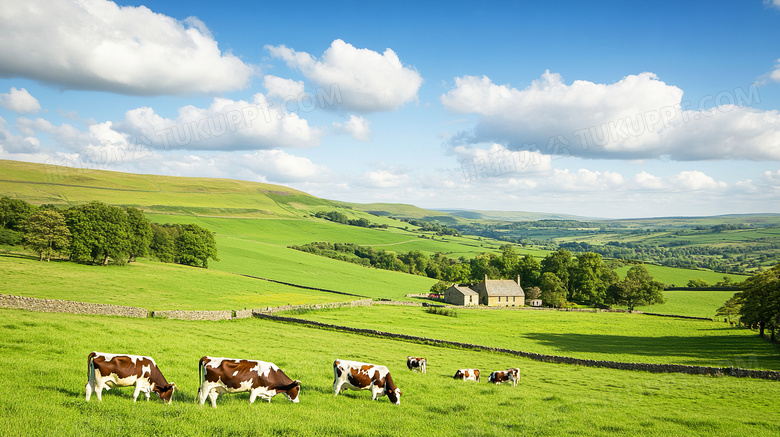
406;356;427;373
453;368;480;382
197;356;300;407
488;368;520;387
333;359;401;405
85;352;176;403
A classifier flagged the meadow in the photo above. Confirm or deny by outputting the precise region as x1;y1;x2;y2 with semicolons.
286;305;780;370
2;308;779;437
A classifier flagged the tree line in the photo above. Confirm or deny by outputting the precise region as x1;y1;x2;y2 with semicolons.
314;211;388;229
0;197;218;268
290;242;664;310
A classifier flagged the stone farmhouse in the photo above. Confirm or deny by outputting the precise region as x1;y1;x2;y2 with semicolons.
444;275;525;307
443;285;479;306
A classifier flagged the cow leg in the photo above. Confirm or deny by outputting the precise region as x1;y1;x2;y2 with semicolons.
94;380;105;401
421;362;426;373
249;389;258;404
333;380;343;396
132;384;143;402
208;390;219;408
85;381;93;402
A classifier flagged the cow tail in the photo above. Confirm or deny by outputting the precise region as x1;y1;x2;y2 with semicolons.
87;352;96;386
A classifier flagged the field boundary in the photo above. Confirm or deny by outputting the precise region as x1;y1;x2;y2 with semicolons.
236;274;368;298
0;294;373;321
254;312;780;381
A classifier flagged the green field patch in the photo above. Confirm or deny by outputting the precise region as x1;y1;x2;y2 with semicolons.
0;255;347;310
1;309;779;436
289;305;780;370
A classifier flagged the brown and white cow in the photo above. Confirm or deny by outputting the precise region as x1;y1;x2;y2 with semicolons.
85;352;176;403
197;356;300;407
333;359;401;404
406;356;427;373
453;368;480;381
488;368;520;387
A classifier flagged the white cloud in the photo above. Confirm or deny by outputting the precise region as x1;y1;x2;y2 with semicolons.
267;39;422;113
263;75;305;100
770;59;780;83
0;0;253;95
240;150;328;182
451;143;552;177
332;115;371;141
633;171;664;189
0;87;41;113
360;168;411;189
116;94;322;150
765;0;780;9
551;168;625;191
442;71;780;161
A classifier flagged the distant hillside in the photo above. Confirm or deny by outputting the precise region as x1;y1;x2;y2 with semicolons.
0;159;344;218
440;209;597;222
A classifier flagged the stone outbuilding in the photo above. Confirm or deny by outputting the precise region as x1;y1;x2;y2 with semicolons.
472;275;525;307
444;284;479;306
529;299;543;307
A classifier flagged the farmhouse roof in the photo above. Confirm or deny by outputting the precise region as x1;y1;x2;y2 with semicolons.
482;277;525;297
451;285;478;296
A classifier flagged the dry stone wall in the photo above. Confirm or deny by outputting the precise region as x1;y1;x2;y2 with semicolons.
0;294;147;318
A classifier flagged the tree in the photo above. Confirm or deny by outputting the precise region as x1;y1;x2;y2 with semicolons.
739;263;780;340
605;265;665;312
525;286;542;300
498;244;519;278
687;278;710;288
539;272;567;308
150;223;178;263
541;249;574;295
430;281;450;294
0;196;35;231
516;254;541;288
66;201;130;265
23;210;71;261
715;293;742;323
175;224;219;268
125;207;152;262
570;252;615;305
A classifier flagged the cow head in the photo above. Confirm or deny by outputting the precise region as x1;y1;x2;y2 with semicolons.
386;386;401;405
453;370;463;379
155;383;176;404
285;380;301;403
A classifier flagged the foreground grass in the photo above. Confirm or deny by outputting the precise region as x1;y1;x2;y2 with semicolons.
290;305;780;370
1;309;779;436
0;254;347;310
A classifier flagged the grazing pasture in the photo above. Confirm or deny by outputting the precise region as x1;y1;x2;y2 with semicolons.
632;289;739;318
288;305;780;370
1;309;779;436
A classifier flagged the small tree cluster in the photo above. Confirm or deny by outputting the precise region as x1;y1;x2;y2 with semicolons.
736;263;780;341
1;197;218;268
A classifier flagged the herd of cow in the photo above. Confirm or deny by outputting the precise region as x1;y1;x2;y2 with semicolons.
85;351;521;406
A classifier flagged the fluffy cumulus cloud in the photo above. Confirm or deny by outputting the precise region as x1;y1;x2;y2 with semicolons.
263;75;305;100
631;170;727;192
0;0;253;95
266;39;422;113
332;115;371;141
0;87;41;113
116;93;322;150
442;71;780;161
451;143;552;180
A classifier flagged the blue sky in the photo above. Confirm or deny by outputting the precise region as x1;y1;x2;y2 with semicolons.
1;0;779;218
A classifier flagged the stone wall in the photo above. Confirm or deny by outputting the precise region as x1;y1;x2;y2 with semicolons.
255;312;780;381
0;294;147;318
254;299;375;314
150;309;234;321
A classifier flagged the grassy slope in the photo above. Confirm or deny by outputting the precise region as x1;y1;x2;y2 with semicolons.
614;263;746;286
2;309;779;437
290;305;780;370
0;255;347;310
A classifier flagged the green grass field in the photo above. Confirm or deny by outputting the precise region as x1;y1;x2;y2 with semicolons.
0;254;348;310
633;289;739;318
2;308;779;437
614;263;746;287
288;305;780;370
